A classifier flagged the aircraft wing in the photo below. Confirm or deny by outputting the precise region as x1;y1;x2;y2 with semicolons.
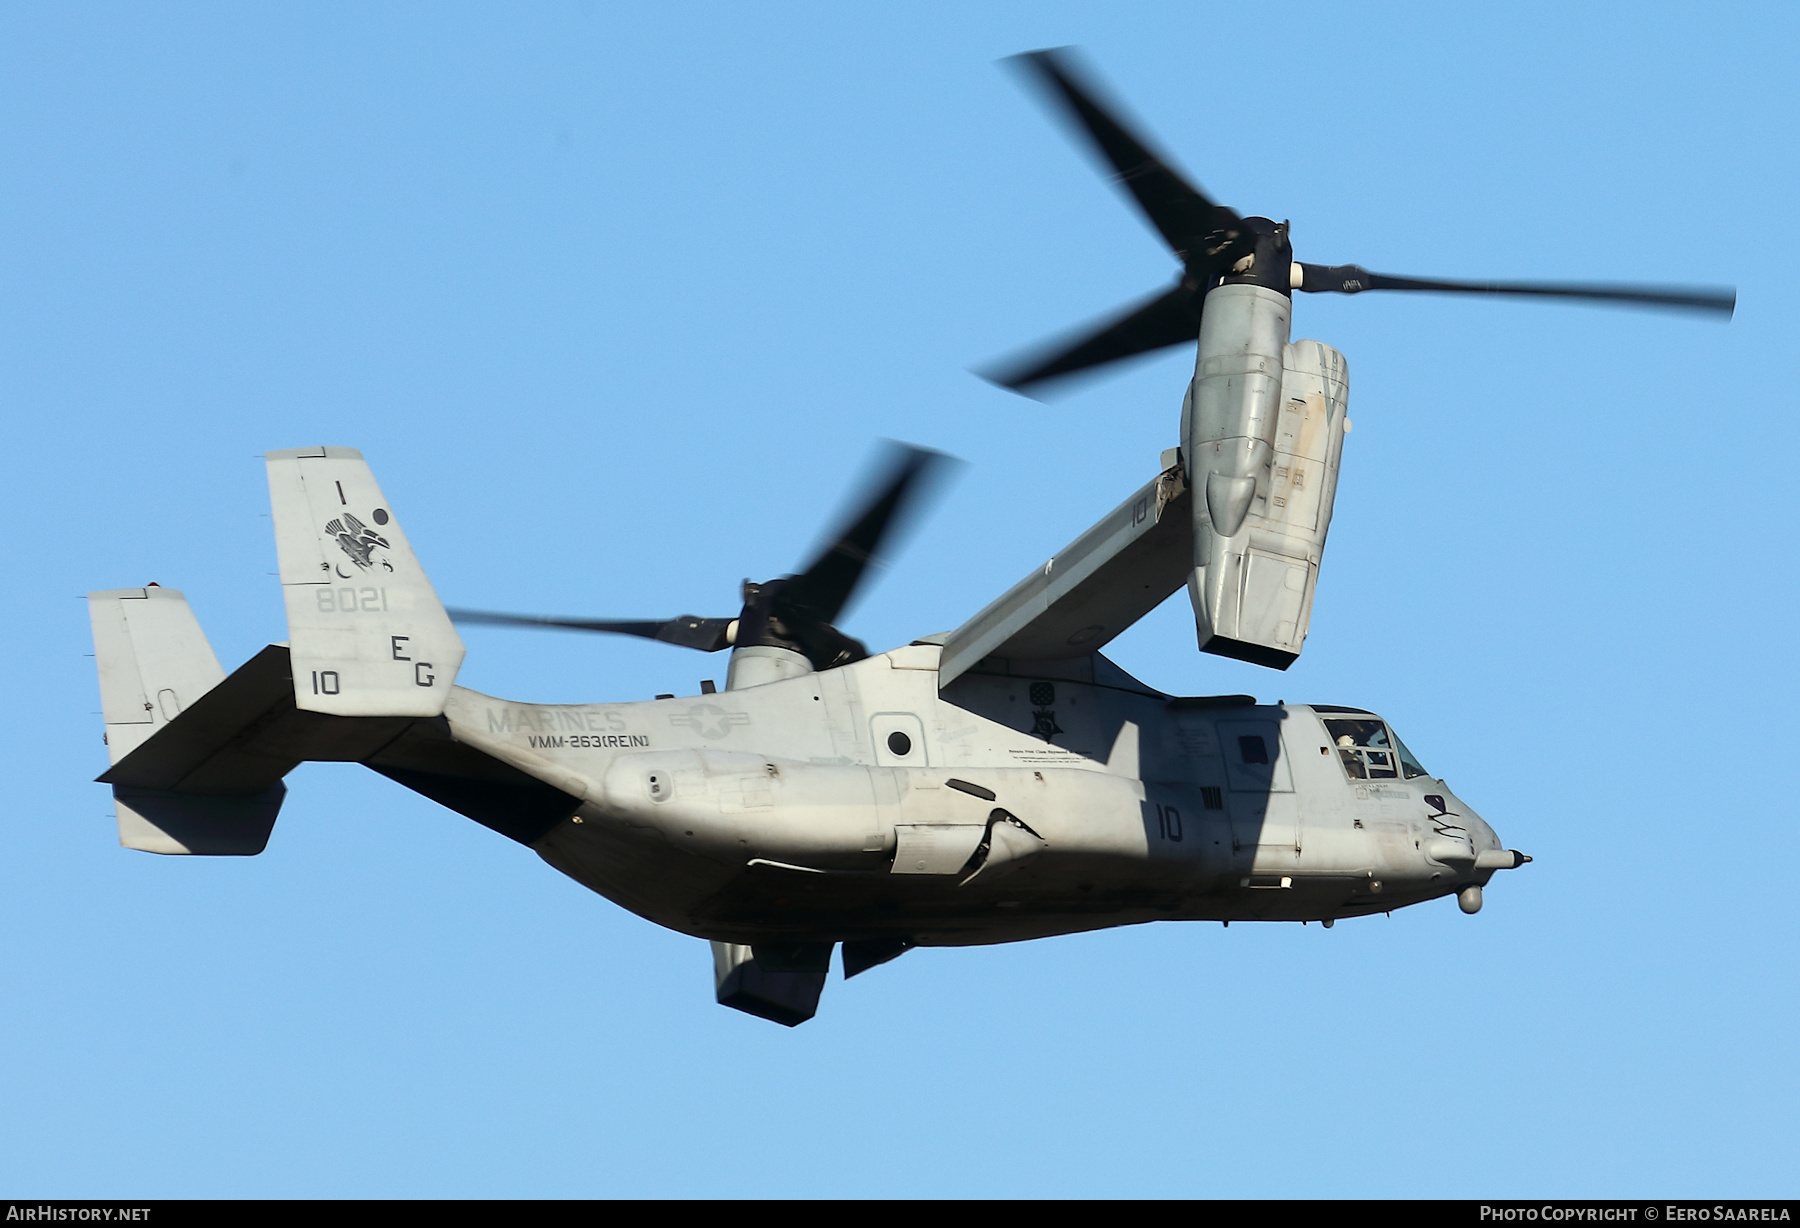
938;459;1192;687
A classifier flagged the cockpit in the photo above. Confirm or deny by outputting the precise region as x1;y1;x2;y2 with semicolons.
1320;715;1432;782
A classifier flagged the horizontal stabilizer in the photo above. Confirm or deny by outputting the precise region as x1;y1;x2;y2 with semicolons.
89;593;576;854
95;642;412;854
97;644;418;793
100;643;292;792
267;447;464;718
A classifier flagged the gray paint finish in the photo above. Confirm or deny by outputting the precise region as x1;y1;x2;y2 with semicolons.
87;445;1526;1023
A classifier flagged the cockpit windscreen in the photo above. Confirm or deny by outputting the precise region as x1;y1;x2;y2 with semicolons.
1324;718;1432;781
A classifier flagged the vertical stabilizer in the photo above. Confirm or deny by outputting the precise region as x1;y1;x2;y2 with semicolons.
266;447;464;717
89;586;226;766
87;587;282;854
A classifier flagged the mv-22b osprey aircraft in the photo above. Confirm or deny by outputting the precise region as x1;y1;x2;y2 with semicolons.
85;51;1734;1025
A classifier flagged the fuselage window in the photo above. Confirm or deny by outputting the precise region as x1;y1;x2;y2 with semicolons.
1322;718;1398;781
1237;735;1269;765
1394;734;1431;780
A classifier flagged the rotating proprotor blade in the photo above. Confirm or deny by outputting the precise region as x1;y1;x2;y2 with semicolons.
1006;48;1244;270
983;48;1247;396
980;279;1206;395
743;441;953;669
444;609;737;651
447;442;954;671
1293;263;1735;316
776;442;952;628
982;47;1736;398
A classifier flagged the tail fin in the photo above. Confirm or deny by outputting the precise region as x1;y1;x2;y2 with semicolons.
266;447;465;717
89;585;225;765
87;587;283;854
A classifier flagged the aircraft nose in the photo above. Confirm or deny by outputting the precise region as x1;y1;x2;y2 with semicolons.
1424;791;1531;916
1455;798;1532;870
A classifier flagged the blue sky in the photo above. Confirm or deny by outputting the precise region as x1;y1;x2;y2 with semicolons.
2;2;1794;1197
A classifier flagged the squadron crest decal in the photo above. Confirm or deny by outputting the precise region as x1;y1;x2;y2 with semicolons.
1027;681;1063;743
324;509;394;577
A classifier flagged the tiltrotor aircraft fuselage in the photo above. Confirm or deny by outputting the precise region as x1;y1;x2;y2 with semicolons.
84;50;1729;1025
85;441;1516;1028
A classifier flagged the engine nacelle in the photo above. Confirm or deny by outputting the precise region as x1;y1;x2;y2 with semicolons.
1184;283;1349;669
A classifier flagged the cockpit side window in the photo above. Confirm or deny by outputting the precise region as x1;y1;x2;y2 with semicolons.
1394;734;1431;780
1322;718;1398;781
